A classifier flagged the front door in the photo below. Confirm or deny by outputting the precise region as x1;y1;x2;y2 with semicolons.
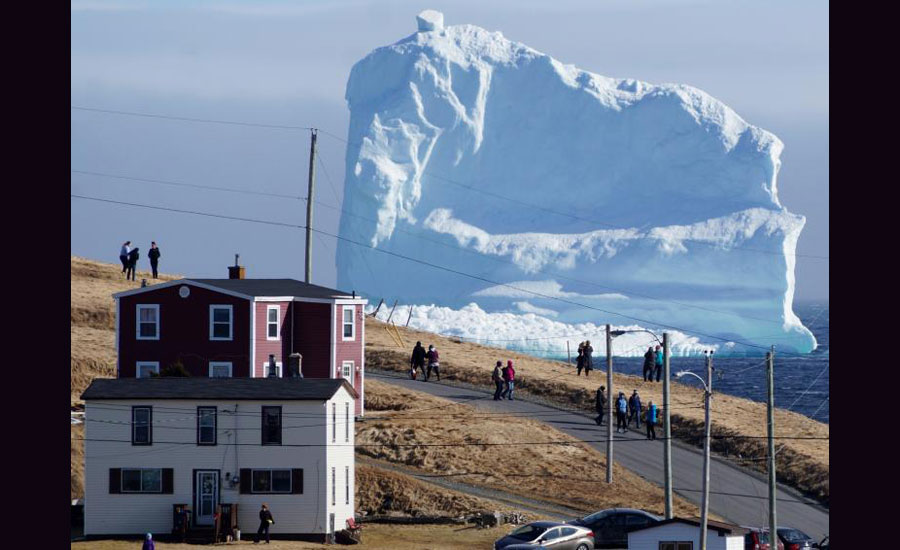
194;470;219;526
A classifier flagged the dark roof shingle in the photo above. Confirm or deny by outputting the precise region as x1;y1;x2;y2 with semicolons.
81;377;357;401
189;278;356;299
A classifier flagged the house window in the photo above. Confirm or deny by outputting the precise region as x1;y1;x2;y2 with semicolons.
659;543;693;550
197;407;217;445
267;306;280;340
264;361;282;378
342;306;355;340
209;305;233;340
341;361;354;385
209;362;232;378
136;304;159;340
345;402;350;442
332;403;336;443
132;406;152;445
261;406;282;445
332;467;336;506
345;465;350;505
251;469;292;493
136;361;159;378
121;468;162;493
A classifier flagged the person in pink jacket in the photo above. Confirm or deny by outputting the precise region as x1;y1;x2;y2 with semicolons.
502;360;516;400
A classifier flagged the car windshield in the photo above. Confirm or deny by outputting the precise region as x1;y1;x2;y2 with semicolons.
779;529;810;542
509;525;548;540
581;510;611;524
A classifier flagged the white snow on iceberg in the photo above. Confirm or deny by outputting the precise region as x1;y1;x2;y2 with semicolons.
338;11;817;354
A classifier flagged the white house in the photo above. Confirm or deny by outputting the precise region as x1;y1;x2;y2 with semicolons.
82;377;357;541
627;518;748;550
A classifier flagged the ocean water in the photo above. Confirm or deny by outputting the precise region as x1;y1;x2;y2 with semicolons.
606;302;829;423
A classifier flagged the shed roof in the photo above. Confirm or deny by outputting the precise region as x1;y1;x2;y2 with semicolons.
627;517;748;536
81;377;358;401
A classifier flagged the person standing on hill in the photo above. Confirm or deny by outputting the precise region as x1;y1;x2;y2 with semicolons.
426;345;441;381
654;344;664;382
646;400;658;440
628;390;642;429
582;340;594;377
615;392;628;433
126;247;140;282
410;341;426;380
148;241;161;279
492;361;505;400
502;360;516;400
119;241;131;275
594;385;607;426
256;503;274;544
643;346;655;381
576;343;585;376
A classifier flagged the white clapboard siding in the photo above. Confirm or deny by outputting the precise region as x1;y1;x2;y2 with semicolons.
84;387;355;536
627;522;744;550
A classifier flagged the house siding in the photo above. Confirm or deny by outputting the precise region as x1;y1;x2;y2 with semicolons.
118;284;250;378
334;304;364;416
627;523;743;550
253;301;291;377
286;302;333;379
83;389;355;536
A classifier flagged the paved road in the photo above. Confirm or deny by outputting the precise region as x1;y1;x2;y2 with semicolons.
369;370;829;541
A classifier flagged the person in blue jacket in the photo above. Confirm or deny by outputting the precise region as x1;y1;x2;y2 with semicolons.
628;390;642;429
615;392;628;433
654;344;664;382
646;400;658;440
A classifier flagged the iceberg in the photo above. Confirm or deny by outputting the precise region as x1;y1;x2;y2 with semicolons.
337;10;817;355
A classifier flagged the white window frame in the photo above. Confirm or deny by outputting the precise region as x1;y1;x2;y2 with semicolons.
209;304;233;341
136;361;160;378
250;468;292;494
208;361;233;378
345;402;350;442
136;304;160;340
345;465;350;505
263;361;283;378
331;466;336;506
341;361;354;385
332;402;337;443
342;305;355;341
266;305;280;341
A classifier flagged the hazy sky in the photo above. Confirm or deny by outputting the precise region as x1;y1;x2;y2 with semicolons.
71;0;828;300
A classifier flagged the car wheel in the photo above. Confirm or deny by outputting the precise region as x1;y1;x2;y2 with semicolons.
576;544;589;550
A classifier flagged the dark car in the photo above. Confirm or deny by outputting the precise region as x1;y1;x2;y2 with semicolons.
568;508;660;548
776;527;817;550
743;526;784;550
495;521;594;550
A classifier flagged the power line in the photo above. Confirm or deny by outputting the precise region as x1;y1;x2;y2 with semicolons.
71;169;302;200
72;105;313;131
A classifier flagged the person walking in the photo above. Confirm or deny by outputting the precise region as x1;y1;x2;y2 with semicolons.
255;503;274;544
582;340;594;377
646;400;658;440
654;344;664;382
502;360;516;400
643;346;655;381
126;247;140;282
142;533;155;550
615;392;628;433
148;241;161;279
492;361;505;400
119;241;131;275
410;341;426;380
594;385;607;425
628;390;642;429
426;345;440;381
575;343;585;376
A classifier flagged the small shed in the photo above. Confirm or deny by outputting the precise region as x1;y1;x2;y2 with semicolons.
627;517;748;550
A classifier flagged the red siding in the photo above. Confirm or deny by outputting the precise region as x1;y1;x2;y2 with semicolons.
118;284;250;378
253;301;291;377
334;304;364;415
254;301;334;379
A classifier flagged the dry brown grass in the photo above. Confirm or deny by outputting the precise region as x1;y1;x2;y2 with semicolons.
360;380;699;518
364;318;829;504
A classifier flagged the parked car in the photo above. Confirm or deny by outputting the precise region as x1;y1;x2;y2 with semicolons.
495;521;595;550
568;508;660;548
776;527;817;550
743;526;784;550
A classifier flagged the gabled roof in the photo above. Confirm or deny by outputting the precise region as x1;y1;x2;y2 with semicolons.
627;517;748;536
112;278;365;301
81;377;358;401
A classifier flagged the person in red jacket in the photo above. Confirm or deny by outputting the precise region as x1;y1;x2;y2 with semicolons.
502;360;516;400
426;345;441;381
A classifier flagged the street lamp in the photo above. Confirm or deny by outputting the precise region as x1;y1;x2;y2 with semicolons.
609;328;672;519
676;350;714;550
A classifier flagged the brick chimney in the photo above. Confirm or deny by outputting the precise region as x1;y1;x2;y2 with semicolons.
228;254;245;280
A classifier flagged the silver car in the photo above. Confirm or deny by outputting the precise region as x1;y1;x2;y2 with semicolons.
495;520;595;550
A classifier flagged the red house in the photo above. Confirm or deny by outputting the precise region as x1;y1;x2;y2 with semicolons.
113;266;368;415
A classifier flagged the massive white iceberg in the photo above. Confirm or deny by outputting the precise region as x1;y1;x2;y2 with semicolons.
337;11;817;355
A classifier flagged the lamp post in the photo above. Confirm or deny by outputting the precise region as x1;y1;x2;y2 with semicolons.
676;350;714;550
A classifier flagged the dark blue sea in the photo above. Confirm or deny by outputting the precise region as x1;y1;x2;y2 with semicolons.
608;302;829;423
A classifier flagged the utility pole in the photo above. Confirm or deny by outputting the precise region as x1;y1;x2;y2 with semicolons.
305;129;318;284
699;350;713;550
606;324;613;484
767;347;777;545
662;332;673;519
